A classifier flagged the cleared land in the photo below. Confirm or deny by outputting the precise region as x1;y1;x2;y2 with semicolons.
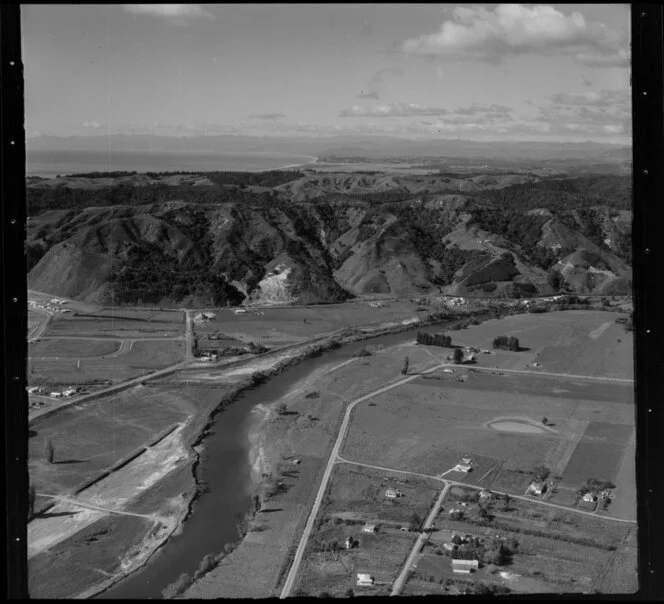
192;301;425;347
43;311;184;339
30;338;121;358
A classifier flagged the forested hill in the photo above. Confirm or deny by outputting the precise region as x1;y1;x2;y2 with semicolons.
26;170;632;306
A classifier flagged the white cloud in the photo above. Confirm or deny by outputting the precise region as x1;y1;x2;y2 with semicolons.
357;67;403;101
81;121;102;129
340;102;449;118
399;4;627;67
123;4;215;23
247;113;287;120
339;102;514;120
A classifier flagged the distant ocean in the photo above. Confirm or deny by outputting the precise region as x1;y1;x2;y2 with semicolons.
25;149;317;177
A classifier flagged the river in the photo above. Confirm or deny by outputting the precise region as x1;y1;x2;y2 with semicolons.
96;323;448;599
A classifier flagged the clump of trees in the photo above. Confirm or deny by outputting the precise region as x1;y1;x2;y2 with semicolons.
44;439;54;464
401;355;409;375
453;348;464;364
276;403;289;416
353;346;373;357
492;335;520;351
416;332;452;347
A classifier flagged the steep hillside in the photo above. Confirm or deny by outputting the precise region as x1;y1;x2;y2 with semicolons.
26;171;633;305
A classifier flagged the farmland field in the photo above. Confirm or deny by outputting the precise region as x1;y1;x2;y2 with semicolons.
29;340;186;386
30;338;121;358
28;383;223;496
43;312;184;339
192;300;425;347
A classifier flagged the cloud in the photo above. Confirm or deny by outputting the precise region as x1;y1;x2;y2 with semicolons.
123;4;215;23
340;103;449;118
247;113;287;120
534;88;631;135
398;4;627;67
81;121;102;129
339;101;514;120
356;66;403;101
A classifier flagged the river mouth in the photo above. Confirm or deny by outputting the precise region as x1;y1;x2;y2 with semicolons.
488;419;547;434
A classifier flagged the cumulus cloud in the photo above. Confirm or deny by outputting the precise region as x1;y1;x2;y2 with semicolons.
357;67;403;101
123;4;215;23
81;121;102;129
339;101;514;120
533;88;631;135
340;103;449;118
247;113;287;120
398;4;628;67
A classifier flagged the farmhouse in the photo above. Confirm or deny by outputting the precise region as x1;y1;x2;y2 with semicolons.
479;490;493;501
362;524;378;533
62;388;77;397
345;536;358;550
385;488;403;499
528;481;547;496
233;309;247;314
50;391;63;398
357;573;375;586
27;386;41;394
453;457;473;473
452;559;479;574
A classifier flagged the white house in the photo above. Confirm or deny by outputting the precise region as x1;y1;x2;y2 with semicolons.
362;524;377;533
63;388;77;397
385;489;398;499
27;386;41;394
453;457;473;473
528;481;547;496
452;559;479;574
357;573;375;586
582;492;597;503
233;309;247;314
50;391;63;398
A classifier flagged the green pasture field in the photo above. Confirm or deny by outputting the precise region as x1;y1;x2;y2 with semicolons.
440;310;633;380
324;463;440;525
193;300;424;347
94;308;185;323
28;514;153;599
44;313;183;339
299;523;416;596
29;340;185;386
28;383;213;495
30;338;121;358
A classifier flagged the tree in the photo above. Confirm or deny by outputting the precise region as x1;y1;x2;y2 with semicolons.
28;484;36;518
345;588;355;598
547;269;562;291
533;464;550;481
409;512;423;532
252;493;262;514
453;348;464;364
276;403;288;415
401;355;409;375
542;417;548;425
44;439;54;464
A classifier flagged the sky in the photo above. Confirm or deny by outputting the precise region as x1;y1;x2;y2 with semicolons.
22;3;631;143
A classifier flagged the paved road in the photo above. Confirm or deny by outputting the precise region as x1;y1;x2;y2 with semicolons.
183;309;194;362
337;457;637;525
279;359;448;599
36;335;185;341
417;354;634;384
390;481;452;596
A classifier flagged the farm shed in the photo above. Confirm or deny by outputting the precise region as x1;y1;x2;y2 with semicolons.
362;524;377;533
357;573;375;586
452;559;479;574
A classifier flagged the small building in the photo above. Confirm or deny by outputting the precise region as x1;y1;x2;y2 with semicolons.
385;488;403;499
345;536;357;550
443;542;456;551
479;490;492;501
362;524;377;533
528;481;547;496
27;386;41;394
233;309;247;314
50;391;63;398
357;573;375;586
62;388;77;397
453;458;473;473
582;492;597;503
452;559;479;574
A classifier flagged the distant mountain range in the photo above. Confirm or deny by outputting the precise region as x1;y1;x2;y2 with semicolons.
27;134;631;163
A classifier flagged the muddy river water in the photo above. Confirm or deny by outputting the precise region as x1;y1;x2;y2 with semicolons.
98;324;435;599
